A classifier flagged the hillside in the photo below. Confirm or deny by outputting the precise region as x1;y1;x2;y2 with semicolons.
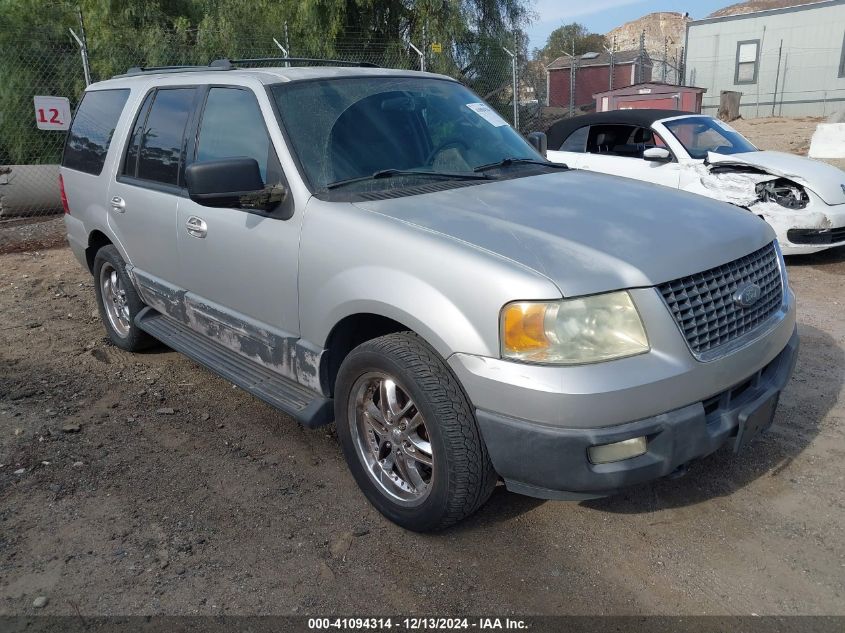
605;12;689;82
606;11;688;52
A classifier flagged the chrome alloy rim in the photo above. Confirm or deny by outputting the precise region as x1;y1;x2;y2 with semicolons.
349;372;434;506
99;263;130;337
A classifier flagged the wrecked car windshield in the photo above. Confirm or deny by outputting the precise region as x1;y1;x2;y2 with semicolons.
663;116;758;160
270;77;541;192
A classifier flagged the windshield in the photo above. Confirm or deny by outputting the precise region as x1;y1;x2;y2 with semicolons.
663;116;757;159
270;77;540;192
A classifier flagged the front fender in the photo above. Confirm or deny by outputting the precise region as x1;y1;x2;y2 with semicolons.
297;199;561;359
312;266;487;358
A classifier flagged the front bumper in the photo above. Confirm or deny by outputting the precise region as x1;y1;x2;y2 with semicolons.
472;327;798;500
777;202;845;255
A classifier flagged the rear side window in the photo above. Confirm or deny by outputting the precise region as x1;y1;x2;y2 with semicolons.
62;89;130;175
136;88;195;186
560;126;588;152
195;87;280;184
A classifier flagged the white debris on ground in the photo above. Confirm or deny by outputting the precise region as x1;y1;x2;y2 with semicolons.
809;123;845;159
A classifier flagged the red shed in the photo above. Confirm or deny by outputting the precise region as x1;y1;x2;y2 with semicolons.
546;50;650;109
593;82;707;113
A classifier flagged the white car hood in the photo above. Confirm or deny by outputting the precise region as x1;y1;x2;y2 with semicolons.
707;151;845;206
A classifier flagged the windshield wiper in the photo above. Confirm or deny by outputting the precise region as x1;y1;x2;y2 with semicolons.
473;157;568;173
325;169;492;190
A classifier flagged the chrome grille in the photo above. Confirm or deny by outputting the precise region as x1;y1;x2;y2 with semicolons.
658;242;783;359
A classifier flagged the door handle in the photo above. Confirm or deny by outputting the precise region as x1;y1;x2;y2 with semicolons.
111;196;126;213
185;216;208;239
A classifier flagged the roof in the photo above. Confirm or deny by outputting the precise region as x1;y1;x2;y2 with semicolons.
592;82;707;98
545;109;697;149
690;0;843;25
91;65;454;90
547;49;646;70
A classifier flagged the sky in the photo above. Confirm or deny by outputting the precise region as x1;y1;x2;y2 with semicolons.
526;0;730;52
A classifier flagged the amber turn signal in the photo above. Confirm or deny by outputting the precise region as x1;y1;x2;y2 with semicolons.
501;302;550;353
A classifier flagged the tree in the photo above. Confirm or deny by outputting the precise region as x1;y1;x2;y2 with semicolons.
0;0;537;164
536;22;607;63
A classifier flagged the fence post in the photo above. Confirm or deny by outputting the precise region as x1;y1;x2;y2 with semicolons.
409;42;424;72
273;38;290;67
69;28;91;86
567;40;577;117
502;46;518;130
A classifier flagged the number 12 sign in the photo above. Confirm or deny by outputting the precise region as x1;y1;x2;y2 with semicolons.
34;96;71;131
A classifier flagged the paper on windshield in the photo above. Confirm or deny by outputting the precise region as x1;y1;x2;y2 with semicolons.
466;102;508;127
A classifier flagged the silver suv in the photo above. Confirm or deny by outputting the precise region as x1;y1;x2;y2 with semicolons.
60;61;798;531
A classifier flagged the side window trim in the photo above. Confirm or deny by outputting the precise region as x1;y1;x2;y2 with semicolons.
118;90;154;180
116;86;201;195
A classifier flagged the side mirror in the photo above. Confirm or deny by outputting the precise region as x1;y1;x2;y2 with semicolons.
643;147;672;162
527;132;548;158
185;158;284;210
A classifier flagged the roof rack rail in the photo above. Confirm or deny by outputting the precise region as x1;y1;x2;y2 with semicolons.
113;56;380;79
211;57;380;69
115;64;231;78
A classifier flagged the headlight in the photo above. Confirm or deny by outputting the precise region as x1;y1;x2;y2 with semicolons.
500;291;649;365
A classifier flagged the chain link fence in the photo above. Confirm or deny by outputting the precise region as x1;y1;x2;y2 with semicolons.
0;10;534;245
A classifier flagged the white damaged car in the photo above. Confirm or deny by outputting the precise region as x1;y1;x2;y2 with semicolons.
546;110;845;255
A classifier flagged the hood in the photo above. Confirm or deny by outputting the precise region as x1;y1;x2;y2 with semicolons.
353;171;774;297
707;151;845;205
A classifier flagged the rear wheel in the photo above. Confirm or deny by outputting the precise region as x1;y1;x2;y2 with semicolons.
335;332;496;531
93;245;155;352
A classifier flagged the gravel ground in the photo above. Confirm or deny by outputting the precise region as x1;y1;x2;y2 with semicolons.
1;120;844;617
0;217;65;256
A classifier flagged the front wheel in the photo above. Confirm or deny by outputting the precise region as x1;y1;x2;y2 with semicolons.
335;332;496;531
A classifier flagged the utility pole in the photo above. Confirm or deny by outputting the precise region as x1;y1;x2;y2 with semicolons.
662;36;668;83
772;39;783;117
637;30;646;84
606;36;616;92
502;45;518;130
567;39;577;117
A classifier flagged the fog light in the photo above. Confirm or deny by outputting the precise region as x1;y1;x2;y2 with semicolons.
588;436;647;464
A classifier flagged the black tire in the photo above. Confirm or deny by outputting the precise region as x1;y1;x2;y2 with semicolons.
92;245;155;352
335;332;497;531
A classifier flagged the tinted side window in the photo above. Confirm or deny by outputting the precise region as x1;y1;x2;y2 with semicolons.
123;92;154;178
62;89;130;175
195;88;279;184
560;126;588;152
137;88;195;186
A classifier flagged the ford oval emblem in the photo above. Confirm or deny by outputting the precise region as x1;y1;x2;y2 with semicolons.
734;283;762;308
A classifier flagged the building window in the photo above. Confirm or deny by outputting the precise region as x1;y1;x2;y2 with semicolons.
735;40;760;85
840;32;845;78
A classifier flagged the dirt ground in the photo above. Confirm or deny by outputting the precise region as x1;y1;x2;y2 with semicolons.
1;121;845;617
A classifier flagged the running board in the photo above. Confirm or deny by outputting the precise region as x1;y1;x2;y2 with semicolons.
135;308;333;428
